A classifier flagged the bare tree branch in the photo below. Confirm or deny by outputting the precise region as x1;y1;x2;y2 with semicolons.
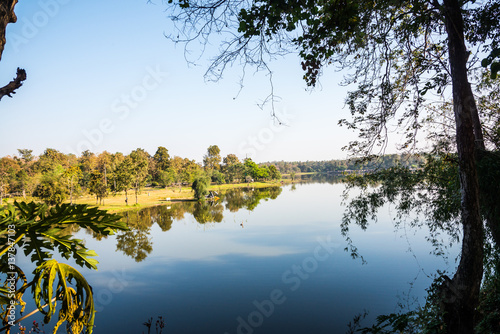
0;67;26;100
0;0;25;102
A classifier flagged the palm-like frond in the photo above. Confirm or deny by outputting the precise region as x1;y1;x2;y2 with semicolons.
0;201;128;270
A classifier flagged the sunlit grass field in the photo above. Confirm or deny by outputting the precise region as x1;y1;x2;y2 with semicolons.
72;181;284;212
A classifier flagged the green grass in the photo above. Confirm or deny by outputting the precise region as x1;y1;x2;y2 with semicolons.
3;181;285;213
72;186;194;213
72;181;284;213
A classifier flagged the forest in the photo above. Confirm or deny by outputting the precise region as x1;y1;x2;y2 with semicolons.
0;145;424;205
0;145;281;205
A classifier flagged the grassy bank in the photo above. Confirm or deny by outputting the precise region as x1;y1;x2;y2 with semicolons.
71;181;283;213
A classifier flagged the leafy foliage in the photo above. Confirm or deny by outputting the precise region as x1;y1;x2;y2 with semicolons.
0;201;127;269
341;149;500;259
481;48;500;79
88;171;107;205
475;244;500;333
34;172;67;206
341;154;459;257
191;175;211;201
0;201;127;334
203;145;221;171
32;260;95;334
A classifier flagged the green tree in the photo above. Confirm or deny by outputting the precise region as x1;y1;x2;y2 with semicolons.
223;153;239;166
63;165;82;205
150;146;171;186
14;169;29;198
34;148;68;174
191;174;211;201
104;152;124;193
210;169;226;184
166;0;500;330
180;158;202;184
0;157;20;201
77;150;97;192
17;149;33;163
244;158;268;181
268;164;281;180
88;171;108;205
203;145;221;171
222;154;244;183
129;149;150;204
158;168;177;187
115;156;134;205
153;146;170;171
34;167;67;206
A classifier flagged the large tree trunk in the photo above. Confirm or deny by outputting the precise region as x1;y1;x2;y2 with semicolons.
0;0;17;60
441;0;484;332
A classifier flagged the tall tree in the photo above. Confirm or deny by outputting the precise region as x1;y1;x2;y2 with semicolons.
153;146;170;171
35;148;68;174
115;156;134;205
0;156;20;198
78;150;97;192
222;154;244;183
203;145;221;171
17;149;34;163
129;148;150;204
268;164;281;180
63;165;82;205
88;170;108;205
151;146;171;185
165;0;500;331
191;174;211;201
180;158;202;184
34;166;67;206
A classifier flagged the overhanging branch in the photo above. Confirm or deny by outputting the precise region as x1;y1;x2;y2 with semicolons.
0;67;26;100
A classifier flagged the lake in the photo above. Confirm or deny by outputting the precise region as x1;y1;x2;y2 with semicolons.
17;177;458;333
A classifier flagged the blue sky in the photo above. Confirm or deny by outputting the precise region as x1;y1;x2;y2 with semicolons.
1;0;367;163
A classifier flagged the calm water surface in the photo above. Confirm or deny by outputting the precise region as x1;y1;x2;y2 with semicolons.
18;179;458;333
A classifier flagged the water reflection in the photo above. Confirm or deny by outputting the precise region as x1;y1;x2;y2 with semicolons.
116;186;283;261
72;179;454;334
224;186;282;211
116;210;154;262
290;173;344;184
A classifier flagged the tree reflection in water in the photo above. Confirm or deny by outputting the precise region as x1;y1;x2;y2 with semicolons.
115;186;283;261
115;210;153;262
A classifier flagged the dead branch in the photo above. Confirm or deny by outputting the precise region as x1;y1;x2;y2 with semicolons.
0;67;26;100
0;0;18;61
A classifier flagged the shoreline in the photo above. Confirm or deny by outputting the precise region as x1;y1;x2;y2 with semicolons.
71;180;288;213
2;173;321;214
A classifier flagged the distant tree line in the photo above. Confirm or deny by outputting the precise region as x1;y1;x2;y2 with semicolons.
0;145;427;205
262;154;425;174
0;145;282;205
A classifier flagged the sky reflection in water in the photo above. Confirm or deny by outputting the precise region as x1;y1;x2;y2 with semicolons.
18;179;459;334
